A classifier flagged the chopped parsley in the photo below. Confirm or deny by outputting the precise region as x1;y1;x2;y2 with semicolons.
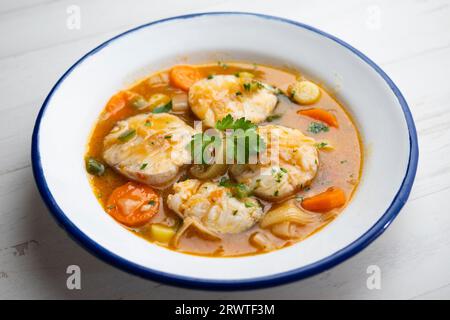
144;121;152;127
315;142;328;149
148;200;156;206
164;135;172;139
215;115;265;164
308;122;329;134
219;178;251;199
245;202;255;208
217;61;228;69
207;74;214;79
243;81;263;92
140;163;148;170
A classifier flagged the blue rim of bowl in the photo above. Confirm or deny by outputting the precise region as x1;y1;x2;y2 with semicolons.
31;12;419;290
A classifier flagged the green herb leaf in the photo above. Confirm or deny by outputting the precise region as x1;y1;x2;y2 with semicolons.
152;100;172;113
219;178;251;199
308;122;329;134
214;114;265;163
315;142;328;149
215;114;235;130
140;163;148;170
215;115;256;131
233;117;256;131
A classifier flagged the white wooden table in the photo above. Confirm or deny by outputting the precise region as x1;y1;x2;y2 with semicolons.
1;0;449;300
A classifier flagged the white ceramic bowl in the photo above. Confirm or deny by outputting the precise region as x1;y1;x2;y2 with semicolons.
32;12;418;289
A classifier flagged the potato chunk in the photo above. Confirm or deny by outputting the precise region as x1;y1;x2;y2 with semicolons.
289;80;321;105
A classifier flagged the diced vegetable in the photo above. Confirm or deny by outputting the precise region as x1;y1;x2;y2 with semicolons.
298;108;338;127
106;182;159;227
301;187;346;212
169;65;202;91
235;71;255;79
171;93;189;112
85;157;105;176
105;91;129;116
289;80;321;104
118;129;136;142
260;200;314;228
249;232;274;251
271;221;300;239
150;224;176;244
130;95;148;110
147;93;171;111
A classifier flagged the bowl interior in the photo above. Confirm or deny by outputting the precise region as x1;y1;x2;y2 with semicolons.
34;13;412;284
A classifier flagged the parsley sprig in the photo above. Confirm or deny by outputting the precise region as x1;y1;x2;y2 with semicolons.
189;115;266;165
215;115;265;163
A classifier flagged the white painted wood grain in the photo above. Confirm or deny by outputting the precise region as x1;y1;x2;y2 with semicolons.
0;0;449;299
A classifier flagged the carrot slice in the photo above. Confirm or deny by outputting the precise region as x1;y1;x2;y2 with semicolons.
106;182;159;227
105;91;139;119
169;65;202;91
301;187;346;212
297;108;339;127
105;91;127;115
